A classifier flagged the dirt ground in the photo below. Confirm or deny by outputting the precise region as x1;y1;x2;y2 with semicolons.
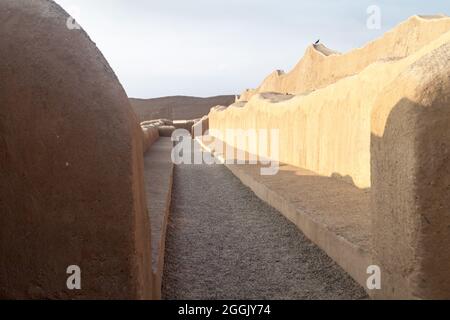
162;144;368;300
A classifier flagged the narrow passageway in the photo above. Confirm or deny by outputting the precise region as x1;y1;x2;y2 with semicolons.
162;141;367;299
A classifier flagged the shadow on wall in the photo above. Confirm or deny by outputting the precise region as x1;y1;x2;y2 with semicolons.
330;173;362;189
204;137;369;191
371;97;450;299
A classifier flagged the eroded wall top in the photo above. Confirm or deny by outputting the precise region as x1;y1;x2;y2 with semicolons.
238;15;450;102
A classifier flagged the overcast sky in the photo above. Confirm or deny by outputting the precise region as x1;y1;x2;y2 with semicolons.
54;0;449;98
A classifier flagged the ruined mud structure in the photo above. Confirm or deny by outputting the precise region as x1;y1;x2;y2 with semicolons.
209;15;450;299
0;0;152;299
1;0;450;300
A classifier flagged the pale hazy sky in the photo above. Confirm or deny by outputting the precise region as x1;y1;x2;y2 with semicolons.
54;0;449;98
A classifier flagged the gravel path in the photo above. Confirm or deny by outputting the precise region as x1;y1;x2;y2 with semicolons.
162;142;368;299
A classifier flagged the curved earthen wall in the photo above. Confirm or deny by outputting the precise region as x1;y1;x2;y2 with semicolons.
142;127;160;153
0;0;152;299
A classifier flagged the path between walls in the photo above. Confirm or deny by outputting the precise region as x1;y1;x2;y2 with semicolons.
161;141;368;299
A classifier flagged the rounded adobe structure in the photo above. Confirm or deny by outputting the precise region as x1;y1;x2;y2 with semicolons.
0;0;152;299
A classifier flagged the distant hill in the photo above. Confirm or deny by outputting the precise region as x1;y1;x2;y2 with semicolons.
130;95;235;122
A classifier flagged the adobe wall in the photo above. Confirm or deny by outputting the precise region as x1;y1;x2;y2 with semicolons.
142;127;160;154
209;16;450;298
210;17;450;189
192;116;210;138
238;15;450;101
173;120;196;132
371;42;450;299
0;0;152;299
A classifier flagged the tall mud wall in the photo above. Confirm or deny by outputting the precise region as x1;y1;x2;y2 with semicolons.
239;15;450;102
209;15;450;298
0;0;152;299
210;16;450;189
371;42;450;299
